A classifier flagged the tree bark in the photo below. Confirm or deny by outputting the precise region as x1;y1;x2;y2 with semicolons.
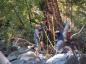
41;0;64;44
42;0;63;31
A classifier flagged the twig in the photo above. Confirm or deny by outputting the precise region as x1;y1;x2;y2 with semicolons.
70;25;85;39
13;37;34;46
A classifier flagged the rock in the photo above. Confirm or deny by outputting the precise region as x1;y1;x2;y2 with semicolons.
8;48;46;64
46;54;68;64
38;54;46;64
7;51;19;61
46;50;74;64
0;51;11;64
8;51;37;64
80;54;86;64
18;51;46;64
19;51;36;61
65;55;79;64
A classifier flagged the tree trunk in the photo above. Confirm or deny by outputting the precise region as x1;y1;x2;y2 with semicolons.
41;0;63;43
42;0;63;30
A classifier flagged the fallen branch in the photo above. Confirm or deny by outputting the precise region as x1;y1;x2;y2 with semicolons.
12;37;34;46
70;25;85;39
17;38;34;45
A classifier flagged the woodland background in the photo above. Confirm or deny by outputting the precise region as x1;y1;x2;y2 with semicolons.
0;0;86;53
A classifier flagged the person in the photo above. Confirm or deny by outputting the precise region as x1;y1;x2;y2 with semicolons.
34;24;40;55
63;15;72;41
55;16;72;53
55;30;64;53
34;24;40;47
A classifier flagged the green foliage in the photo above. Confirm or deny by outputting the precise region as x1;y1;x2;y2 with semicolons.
0;0;86;51
0;0;43;45
58;0;86;44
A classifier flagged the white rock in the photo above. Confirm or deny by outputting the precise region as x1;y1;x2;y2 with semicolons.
46;50;74;64
0;51;11;64
19;51;36;61
46;54;68;64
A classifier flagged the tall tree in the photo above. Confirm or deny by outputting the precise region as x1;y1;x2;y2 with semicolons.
41;0;63;43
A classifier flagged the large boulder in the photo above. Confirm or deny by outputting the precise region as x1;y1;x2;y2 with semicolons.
0;51;11;64
65;55;79;64
9;51;46;64
79;54;86;64
46;54;68;64
46;51;75;64
19;51;36;61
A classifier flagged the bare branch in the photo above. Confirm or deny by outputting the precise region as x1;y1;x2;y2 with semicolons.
71;25;85;39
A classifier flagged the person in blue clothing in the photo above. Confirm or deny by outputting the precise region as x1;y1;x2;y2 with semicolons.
34;24;41;55
34;24;41;47
55;30;64;53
